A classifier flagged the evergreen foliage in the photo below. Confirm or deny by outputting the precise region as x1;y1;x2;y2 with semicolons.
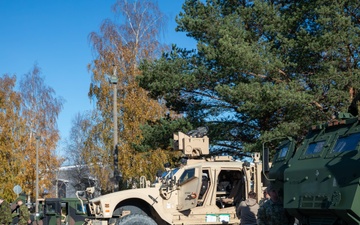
139;0;360;154
133;116;194;152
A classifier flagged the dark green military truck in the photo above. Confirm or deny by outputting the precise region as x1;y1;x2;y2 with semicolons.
35;197;88;225
266;112;360;225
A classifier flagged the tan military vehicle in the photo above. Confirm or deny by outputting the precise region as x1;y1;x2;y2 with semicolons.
85;130;264;225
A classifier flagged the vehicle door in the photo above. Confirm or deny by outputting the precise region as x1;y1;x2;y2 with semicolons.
43;199;61;225
66;199;88;225
177;166;202;211
216;169;245;208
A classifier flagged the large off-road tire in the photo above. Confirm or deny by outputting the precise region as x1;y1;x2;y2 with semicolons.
119;205;146;215
115;214;157;225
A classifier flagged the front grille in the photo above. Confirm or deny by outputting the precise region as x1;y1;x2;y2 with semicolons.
300;196;330;209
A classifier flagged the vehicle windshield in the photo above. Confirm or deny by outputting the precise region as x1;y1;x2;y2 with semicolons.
304;141;325;155
162;168;179;179
332;132;360;153
77;203;87;214
154;168;180;183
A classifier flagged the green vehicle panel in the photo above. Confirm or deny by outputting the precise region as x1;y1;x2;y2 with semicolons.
37;198;88;225
268;113;360;225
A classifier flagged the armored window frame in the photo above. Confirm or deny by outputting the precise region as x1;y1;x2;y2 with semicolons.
274;140;294;162
300;134;331;159
330;132;360;154
279;146;289;158
304;141;325;155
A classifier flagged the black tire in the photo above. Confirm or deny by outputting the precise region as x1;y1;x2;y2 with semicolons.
115;214;157;225
119;205;146;215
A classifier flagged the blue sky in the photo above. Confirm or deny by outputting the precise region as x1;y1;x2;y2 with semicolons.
0;0;196;153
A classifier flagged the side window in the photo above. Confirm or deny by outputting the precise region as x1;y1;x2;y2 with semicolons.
274;140;293;162
332;132;360;153
279;146;289;158
217;171;231;192
276;142;290;160
46;202;56;214
198;170;210;201
178;168;196;185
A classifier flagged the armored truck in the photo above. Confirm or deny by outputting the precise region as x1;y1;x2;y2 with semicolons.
84;131;264;225
266;112;360;225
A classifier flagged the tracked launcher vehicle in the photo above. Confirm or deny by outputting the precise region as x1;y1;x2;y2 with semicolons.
85;131;264;225
266;112;360;225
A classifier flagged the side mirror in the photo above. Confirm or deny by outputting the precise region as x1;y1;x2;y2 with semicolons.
262;142;275;181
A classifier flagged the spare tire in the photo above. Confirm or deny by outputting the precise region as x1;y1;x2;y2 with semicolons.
115;214;157;225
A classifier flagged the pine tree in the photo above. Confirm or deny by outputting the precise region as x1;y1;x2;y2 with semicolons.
139;0;360;154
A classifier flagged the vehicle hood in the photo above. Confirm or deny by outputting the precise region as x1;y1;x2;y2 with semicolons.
90;187;158;203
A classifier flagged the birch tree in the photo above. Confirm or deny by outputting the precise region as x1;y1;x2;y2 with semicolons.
87;0;170;191
19;65;64;198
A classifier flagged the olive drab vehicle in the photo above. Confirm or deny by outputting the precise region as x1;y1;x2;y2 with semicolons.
84;130;264;225
34;191;88;225
265;112;360;225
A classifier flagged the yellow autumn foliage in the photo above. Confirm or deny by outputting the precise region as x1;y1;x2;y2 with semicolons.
0;68;63;202
85;0;175;191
